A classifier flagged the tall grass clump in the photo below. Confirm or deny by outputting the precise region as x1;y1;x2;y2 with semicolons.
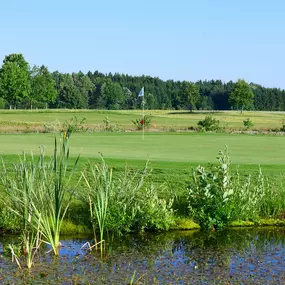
80;158;174;249
1;153;42;268
28;129;80;255
82;157;112;253
233;168;285;220
1;128;80;259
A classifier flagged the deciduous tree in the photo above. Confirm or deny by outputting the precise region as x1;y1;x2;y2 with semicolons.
229;79;254;113
179;81;200;111
30;65;57;108
0;53;31;108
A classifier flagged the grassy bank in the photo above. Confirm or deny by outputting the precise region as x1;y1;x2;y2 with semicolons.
0;111;285;236
1;132;285;197
1;109;285;132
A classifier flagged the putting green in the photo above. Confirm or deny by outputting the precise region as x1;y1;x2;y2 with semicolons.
0;132;284;165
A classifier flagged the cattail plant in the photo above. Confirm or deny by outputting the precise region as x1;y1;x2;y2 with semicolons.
82;157;112;254
29;128;80;255
1;153;42;268
1;128;80;261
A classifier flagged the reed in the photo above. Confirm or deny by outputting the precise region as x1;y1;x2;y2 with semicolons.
1;153;42;268
1;128;80;257
29;129;80;255
82;157;112;253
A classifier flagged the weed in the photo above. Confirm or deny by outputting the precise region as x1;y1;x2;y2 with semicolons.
243;118;254;130
62;116;86;133
102;116;121;132
43;119;60;133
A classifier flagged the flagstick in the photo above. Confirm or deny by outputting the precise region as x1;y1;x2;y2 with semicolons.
142;99;145;140
138;86;145;140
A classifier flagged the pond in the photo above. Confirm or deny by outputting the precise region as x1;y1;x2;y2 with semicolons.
1;228;285;284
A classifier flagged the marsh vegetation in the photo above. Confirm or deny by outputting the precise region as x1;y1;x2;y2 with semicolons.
0;110;285;283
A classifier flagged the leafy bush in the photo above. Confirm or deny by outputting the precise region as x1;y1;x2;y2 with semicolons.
132;115;152;130
188;147;283;230
243;118;254;130
197;116;220;131
188;147;234;230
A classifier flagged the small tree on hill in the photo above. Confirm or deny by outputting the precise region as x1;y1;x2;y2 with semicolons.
229;79;254;113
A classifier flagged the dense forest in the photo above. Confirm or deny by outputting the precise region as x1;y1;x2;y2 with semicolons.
0;53;284;111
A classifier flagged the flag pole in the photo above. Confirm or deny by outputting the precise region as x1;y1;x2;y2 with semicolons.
138;87;145;140
142;96;145;140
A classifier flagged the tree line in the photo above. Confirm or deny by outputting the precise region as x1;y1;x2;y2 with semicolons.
0;53;284;111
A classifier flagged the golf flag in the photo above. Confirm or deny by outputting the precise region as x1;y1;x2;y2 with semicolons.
138;87;144;97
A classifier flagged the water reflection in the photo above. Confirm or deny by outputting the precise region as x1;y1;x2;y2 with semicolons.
1;228;285;284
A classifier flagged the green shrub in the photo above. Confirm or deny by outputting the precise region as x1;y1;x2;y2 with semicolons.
188;147;234;230
188;147;283;230
243;118;254;130
197;115;220;131
132;115;152;130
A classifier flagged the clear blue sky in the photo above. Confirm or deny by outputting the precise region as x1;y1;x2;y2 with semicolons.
1;0;285;88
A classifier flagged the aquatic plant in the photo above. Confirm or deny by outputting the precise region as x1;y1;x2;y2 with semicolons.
1;129;80;256
82;157;112;253
81;159;175;245
29;129;80;255
1;153;42;268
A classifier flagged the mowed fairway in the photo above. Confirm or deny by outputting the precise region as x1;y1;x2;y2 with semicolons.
1;132;285;166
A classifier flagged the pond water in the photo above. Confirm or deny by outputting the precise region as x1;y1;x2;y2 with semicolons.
1;228;285;284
